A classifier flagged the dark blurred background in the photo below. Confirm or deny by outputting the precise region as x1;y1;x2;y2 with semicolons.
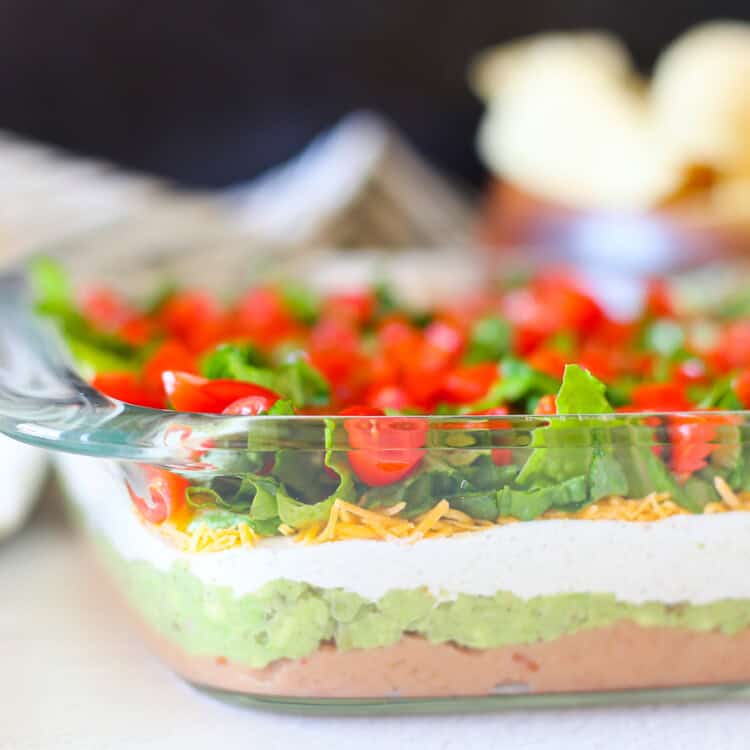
1;0;749;188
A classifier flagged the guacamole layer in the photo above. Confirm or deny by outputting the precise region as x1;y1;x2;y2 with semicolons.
99;542;750;670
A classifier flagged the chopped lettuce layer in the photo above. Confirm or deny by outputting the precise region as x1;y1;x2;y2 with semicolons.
183;365;734;533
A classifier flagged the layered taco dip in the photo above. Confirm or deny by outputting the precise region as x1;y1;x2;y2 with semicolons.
30;258;750;702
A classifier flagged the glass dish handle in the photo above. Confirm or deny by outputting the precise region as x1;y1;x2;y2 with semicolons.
0;270;118;435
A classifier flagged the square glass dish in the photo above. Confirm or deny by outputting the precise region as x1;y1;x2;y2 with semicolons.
2;248;750;713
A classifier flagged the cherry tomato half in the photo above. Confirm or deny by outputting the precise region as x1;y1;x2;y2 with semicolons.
92;372;165;409
126;467;189;524
162;371;280;413
342;406;427;486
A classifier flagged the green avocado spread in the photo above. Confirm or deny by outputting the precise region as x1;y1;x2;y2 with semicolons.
100;543;750;670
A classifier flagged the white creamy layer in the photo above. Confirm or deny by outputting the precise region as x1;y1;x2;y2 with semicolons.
58;453;750;605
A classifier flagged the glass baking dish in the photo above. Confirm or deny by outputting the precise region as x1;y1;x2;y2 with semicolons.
2;248;750;713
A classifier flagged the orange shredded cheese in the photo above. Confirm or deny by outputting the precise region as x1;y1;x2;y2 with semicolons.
152;491;750;553
153;520;259;553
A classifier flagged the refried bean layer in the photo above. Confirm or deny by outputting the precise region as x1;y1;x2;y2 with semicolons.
146;622;750;698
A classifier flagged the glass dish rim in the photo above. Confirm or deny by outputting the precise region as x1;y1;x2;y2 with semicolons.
2;265;750;464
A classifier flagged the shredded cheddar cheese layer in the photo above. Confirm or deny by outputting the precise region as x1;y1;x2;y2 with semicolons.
151;478;750;554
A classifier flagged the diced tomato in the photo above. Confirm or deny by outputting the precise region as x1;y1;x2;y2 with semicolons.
81;286;136;330
309;318;369;404
233;287;302;348
440;363;498;404
378;317;419;358
645;278;674;318
538;278;605;333
126;467;189;524
715;322;750;371
512;274;605;333
630;382;693;411
580;348;621;382
423;319;466;364
528;349;567;380
142;340;196;395
222;393;280;415
534;394;557;415
401;321;466;408
324;291;375;325
309;318;361;378
365;384;412;412
491;448;514;466
669;417;719;479
118;315;153;346
503;288;556;351
160;291;222;347
734;370;750;408
92;372;165;408
186;314;236;355
81;287;153;345
368;353;399;388
162;371;280;413
589;320;637;349
342;407;427;486
673;358;708;385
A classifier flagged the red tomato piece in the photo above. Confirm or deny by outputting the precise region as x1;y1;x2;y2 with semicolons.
161;372;214;412
402;321;466;409
440;363;498;404
378;317;420;369
92;372;165;408
424;320;466;360
234;287;302;348
534;275;606;334
534;394;557;415
160;291;222;346
491;448;514;466
324;291;375;325
630;382;693;412
162;371;280;413
528;349;567;380
126;467;189;524
309;318;369;405
142;340;196;395
81;286;136;330
365;384;412;412
734;370;750;408
81;287;152;344
669;417;718;479
342;408;427;486
671;358;706;384
117;315;153;346
645;278;675;318
502;288;556;346
715;322;750;371
222;393;280;415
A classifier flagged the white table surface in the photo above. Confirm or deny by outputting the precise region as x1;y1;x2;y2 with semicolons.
2;486;749;750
